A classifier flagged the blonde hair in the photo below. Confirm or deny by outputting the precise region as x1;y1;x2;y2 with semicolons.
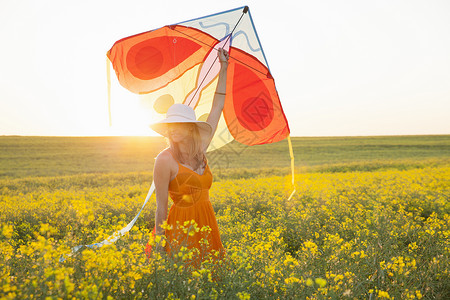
166;123;206;171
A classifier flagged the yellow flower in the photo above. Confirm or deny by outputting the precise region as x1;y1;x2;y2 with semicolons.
2;224;14;239
378;290;390;299
285;277;301;284
236;292;250;300
315;277;327;288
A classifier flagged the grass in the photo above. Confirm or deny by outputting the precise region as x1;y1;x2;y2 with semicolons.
1;135;449;178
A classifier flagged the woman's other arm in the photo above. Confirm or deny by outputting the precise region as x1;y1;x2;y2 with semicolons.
154;152;172;236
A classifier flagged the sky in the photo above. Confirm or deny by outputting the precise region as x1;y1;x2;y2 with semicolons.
1;0;449;137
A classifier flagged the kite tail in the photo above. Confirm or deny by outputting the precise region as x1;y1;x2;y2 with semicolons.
287;135;296;201
107;56;112;126
59;181;156;263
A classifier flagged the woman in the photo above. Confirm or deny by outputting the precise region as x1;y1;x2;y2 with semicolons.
147;48;229;262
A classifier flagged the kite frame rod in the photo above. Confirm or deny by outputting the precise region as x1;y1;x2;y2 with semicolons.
246;7;271;73
170;26;271;78
173;6;247;26
186;7;248;106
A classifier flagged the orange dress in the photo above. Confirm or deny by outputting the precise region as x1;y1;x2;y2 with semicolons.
160;150;223;261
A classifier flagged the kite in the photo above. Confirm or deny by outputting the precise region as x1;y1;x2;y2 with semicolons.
107;5;291;150
61;6;295;262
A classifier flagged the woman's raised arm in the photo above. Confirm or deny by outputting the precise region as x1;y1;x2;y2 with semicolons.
204;48;229;150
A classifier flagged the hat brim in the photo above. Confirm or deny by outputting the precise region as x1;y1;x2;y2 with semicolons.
150;117;212;143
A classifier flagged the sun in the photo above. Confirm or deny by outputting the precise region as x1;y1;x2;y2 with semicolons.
106;94;158;136
105;65;201;137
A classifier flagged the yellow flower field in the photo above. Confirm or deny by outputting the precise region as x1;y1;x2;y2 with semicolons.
1;166;449;299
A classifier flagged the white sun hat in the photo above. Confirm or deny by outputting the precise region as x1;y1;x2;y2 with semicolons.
150;103;212;143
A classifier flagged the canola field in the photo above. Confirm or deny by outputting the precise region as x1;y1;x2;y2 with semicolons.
1;136;449;299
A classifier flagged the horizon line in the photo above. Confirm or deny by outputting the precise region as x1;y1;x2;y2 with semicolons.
1;133;449;138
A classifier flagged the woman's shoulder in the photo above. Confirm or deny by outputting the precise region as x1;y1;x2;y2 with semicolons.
153;149;178;182
155;148;175;162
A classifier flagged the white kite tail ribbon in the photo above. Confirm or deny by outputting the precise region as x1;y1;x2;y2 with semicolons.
60;181;156;263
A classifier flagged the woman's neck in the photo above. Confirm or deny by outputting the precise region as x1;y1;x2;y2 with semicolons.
170;139;204;169
171;144;188;157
